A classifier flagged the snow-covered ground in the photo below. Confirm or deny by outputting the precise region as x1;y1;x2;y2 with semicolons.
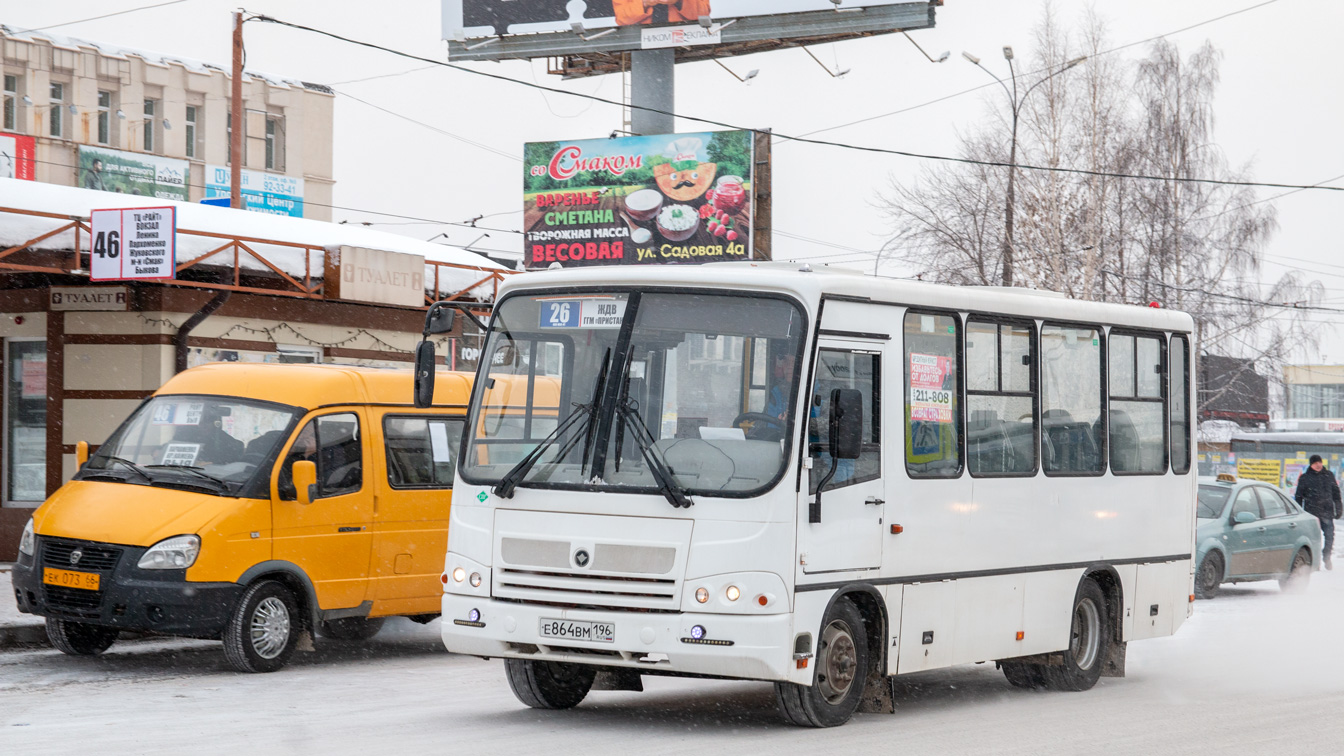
4;569;1344;754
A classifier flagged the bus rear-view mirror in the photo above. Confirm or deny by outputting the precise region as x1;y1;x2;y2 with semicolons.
414;341;437;408
829;388;863;461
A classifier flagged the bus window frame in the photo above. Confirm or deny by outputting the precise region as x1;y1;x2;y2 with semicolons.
1106;327;1169;477
1039;320;1108;479
964;315;1039;479
1169;333;1192;475
902;306;966;480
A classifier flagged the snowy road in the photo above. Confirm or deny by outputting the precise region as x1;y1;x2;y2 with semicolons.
5;571;1344;755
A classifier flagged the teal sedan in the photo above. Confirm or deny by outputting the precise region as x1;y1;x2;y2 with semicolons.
1195;475;1322;599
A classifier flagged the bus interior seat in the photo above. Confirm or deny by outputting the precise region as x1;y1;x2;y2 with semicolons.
1106;409;1140;472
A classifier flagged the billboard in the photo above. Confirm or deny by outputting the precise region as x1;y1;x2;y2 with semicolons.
444;1;937;64
0;132;36;180
78;145;190;201
524;130;754;269
204;165;305;217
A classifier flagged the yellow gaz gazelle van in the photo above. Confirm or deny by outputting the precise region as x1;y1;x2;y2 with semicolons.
11;362;473;672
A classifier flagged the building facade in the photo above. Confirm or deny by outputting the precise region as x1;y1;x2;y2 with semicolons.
1;25;333;219
1283;365;1344;421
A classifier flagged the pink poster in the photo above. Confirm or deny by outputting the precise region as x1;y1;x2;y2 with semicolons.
909;353;952;423
21;354;46;398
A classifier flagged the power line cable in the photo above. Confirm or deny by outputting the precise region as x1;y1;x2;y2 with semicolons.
11;0;195;34
334;89;521;162
243;12;1343;195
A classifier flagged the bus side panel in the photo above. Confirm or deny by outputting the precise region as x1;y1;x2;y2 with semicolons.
1020;569;1083;657
951;574;1025;664
896;581;957;674
1128;560;1187;640
1114;563;1139;642
882;584;903;675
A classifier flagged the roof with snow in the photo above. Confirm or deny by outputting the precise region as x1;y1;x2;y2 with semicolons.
0;178;506;299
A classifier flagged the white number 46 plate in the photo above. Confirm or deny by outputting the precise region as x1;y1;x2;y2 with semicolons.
539;619;615;643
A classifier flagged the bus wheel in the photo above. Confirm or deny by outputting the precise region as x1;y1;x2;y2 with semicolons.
1044;579;1109;692
46;617;118;656
223;580;300;673
774;598;870;727
1000;659;1047;689
318;617;386;641
1195;552;1223;599
1279;548;1312;592
504;658;596;709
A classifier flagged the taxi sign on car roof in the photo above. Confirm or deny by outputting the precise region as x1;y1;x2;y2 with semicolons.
1216;473;1237;484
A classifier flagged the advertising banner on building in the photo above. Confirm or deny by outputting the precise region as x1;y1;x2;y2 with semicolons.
89;206;177;281
78;145;189;201
524;130;754;268
204;165;305;217
0;132;36;180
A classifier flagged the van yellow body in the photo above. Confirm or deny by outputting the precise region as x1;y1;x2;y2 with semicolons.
12;362;474;671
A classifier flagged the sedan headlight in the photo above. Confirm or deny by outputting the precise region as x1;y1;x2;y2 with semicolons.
18;518;35;557
137;535;201;570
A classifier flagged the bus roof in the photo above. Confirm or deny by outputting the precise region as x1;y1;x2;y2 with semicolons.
500;262;1195;334
154;363;474;411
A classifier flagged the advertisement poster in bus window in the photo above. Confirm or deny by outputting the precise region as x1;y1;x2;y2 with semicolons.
909;353;953;423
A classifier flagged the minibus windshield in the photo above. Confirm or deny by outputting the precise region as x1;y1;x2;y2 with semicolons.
81;395;299;496
461;289;806;499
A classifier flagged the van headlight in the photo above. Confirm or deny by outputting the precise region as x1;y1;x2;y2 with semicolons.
18;519;35;557
137;535;201;570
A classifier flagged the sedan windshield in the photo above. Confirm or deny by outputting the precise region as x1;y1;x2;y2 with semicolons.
461;289;806;498
1197;485;1232;519
82;395;298;496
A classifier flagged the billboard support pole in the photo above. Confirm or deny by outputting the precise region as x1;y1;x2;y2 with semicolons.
629;49;674;136
230;11;244;210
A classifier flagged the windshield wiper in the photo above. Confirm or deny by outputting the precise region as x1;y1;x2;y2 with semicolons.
494;348;612;499
617;399;693;509
146;465;230;491
103;456;153;483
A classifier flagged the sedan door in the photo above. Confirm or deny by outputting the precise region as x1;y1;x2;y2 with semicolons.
1254;486;1300;574
1226;487;1272;577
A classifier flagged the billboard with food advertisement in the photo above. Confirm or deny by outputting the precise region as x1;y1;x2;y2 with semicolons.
524;130;754;269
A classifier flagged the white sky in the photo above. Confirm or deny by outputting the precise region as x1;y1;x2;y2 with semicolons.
7;0;1342;359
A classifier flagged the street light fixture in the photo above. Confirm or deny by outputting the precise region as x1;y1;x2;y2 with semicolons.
961;49;1088;287
714;59;759;83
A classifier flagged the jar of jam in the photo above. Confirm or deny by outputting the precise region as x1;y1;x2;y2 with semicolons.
712;176;747;216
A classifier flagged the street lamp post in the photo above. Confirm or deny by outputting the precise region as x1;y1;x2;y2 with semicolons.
962;48;1085;287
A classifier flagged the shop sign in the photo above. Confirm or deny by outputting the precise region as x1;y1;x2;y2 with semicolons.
49;286;129;311
204;165;305;218
523;130;754;268
325;246;426;307
78;145;189;201
89;207;177;281
0;132;36;180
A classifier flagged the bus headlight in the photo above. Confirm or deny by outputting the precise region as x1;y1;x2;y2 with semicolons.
453;567;467;583
18;518;35;557
137;535;200;570
682;572;789;614
695;587;709;603
725;585;741;602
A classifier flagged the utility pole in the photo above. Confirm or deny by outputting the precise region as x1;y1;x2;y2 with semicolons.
230;11;244;210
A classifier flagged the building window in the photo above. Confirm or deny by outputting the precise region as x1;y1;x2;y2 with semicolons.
1288;384;1344;419
5;340;48;504
3;75;17;132
96;90;112;144
185;105;198;158
49;82;64;138
265;116;284;170
142;99;157;152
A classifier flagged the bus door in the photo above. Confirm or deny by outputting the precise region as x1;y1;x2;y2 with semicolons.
799;335;887;574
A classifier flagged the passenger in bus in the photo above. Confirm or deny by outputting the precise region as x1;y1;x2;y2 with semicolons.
765;353;796;421
1294;454;1342;569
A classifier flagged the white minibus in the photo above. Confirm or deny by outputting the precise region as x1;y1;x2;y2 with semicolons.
420;262;1196;727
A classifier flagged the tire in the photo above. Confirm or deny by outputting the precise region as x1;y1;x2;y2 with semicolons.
1042;579;1110;692
1000;659;1047;689
774;598;870;728
1279;548;1312;592
46;617;118;656
223;580;300;673
317;616;386;641
1195;552;1223;599
504;658;596;710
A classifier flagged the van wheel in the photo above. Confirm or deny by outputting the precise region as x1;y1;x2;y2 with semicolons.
504;658;596;709
46;617;118;656
1043;579;1110;692
223;580;299;673
318;617;386;641
1195;552;1223;599
1279;548;1312;592
774;598;870;727
1000;659;1047;689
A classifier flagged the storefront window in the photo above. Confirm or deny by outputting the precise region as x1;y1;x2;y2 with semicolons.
5;340;47;504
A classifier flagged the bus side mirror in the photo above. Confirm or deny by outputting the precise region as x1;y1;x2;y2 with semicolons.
414;341;437;408
829;388;863;461
292;461;317;506
76;441;89;469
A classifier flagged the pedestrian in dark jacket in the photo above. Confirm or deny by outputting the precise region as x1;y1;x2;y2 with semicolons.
1294;454;1342;570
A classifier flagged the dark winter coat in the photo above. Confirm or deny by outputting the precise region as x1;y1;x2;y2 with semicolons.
1294;467;1343;520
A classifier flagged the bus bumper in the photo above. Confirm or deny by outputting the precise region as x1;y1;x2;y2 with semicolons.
441;593;800;683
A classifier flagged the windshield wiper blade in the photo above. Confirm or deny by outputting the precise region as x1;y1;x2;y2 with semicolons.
104;456;153;482
618;400;693;509
146;465;230;491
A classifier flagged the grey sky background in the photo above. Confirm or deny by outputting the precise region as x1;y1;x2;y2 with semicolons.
9;0;1342;361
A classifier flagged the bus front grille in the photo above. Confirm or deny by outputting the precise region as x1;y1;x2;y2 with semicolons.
495;568;680;612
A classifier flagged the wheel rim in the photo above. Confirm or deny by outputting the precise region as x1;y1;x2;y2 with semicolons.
1069;598;1101;671
1294;550;1309;571
817;619;859;705
250;596;291;659
1199;558;1220;592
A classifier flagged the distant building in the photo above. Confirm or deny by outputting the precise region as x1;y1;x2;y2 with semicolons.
1283;365;1344;420
1198;354;1268;426
1;25;333;219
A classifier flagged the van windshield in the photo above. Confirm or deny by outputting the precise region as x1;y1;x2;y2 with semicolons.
81;395;299;496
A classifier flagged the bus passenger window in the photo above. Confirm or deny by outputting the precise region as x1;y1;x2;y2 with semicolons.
1041;325;1104;475
809;350;880;494
904;312;960;478
1109;333;1166;474
1170;335;1191;474
966;319;1036;476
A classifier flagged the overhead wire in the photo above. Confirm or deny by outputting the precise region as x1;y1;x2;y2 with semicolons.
12;0;195;34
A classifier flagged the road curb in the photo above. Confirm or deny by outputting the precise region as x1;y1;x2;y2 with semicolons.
0;622;49;649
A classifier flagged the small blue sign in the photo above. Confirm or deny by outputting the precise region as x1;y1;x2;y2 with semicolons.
540;300;581;328
200;197;232;208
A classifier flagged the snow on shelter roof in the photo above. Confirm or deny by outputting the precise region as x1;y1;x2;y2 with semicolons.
0;178;507;300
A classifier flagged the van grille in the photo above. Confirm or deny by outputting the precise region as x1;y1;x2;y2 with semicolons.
495;568;679;612
41;538;122;572
43;585;104;617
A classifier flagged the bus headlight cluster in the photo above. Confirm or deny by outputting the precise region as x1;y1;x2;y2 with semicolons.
452;567;467;583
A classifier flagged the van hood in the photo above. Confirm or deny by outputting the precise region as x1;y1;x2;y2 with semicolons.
33;480;244;547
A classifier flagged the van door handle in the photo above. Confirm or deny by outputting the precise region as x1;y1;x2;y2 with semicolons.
865;497;885;506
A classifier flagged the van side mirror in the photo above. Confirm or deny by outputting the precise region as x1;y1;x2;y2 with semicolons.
1233;510;1258;525
292;460;317;506
76;440;89;469
413;340;437;408
829;388;863;460
425;306;456;335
